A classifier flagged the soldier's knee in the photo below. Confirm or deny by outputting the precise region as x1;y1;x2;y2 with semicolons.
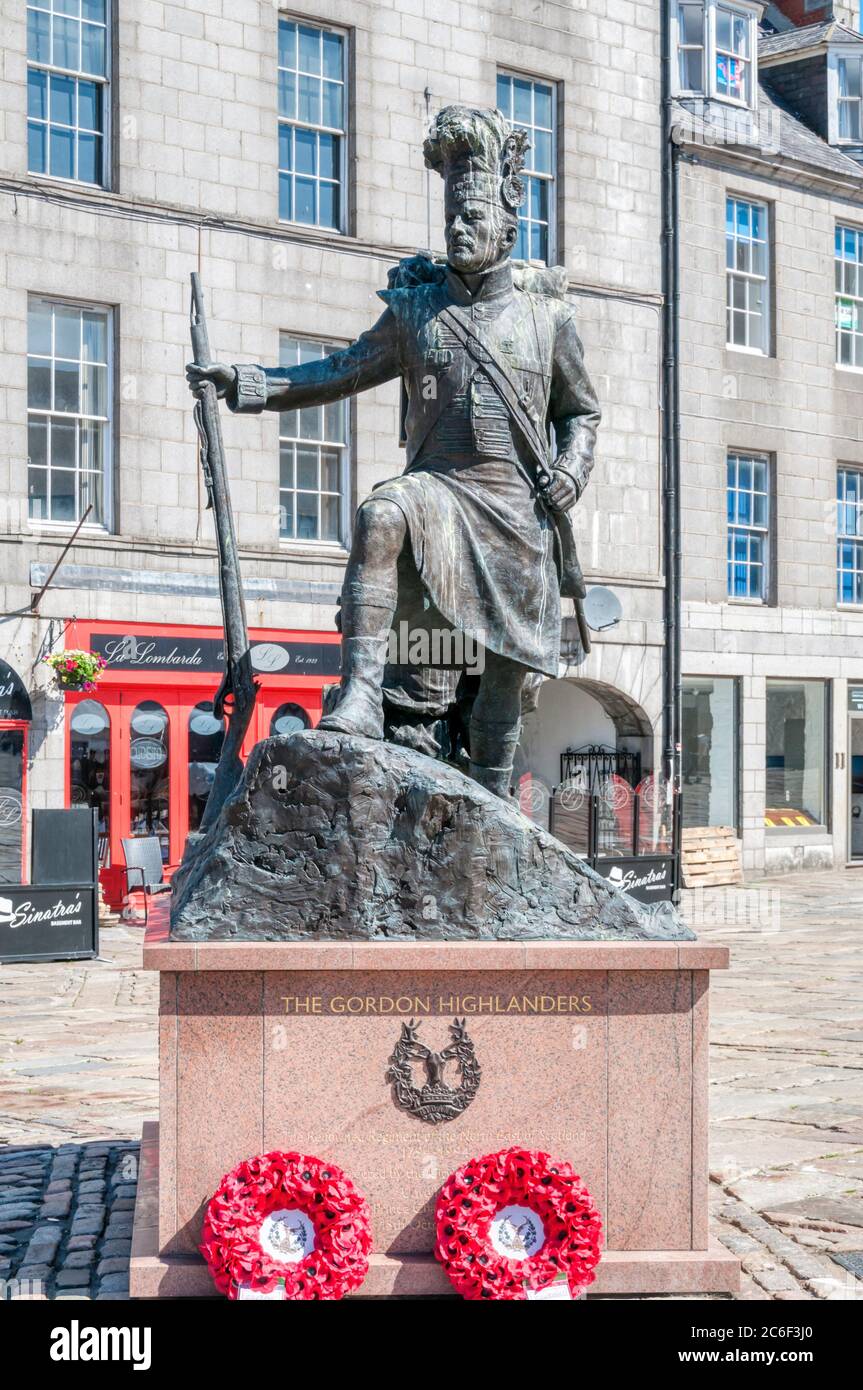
357;496;406;550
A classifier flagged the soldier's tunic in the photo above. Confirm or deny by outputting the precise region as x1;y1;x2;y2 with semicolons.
230;259;600;679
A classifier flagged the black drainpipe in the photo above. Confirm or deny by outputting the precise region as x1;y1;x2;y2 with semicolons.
660;2;683;892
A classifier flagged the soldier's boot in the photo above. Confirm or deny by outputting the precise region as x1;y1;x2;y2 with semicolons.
468;716;522;799
318;593;396;740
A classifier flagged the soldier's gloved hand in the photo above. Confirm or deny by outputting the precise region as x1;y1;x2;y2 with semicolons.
185;363;237;398
544;468;579;513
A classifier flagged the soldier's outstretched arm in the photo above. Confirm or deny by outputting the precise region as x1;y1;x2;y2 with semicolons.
548;310;602;502
185;307;401;415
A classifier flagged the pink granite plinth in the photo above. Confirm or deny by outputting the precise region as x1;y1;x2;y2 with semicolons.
131;909;739;1298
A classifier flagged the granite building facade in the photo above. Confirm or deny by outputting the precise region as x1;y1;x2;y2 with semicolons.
0;0;665;900
1;0;860;896
675;0;863;873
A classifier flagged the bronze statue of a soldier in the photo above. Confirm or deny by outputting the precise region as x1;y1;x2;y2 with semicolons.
187;105;600;798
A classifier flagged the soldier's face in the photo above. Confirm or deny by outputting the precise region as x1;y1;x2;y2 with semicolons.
445;198;507;273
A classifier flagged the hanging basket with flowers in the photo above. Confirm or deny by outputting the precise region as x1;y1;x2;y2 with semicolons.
44;649;107;694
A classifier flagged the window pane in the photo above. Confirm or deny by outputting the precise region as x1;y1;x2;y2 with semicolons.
278;171;292;220
28;120;47;172
322;79;342;129
321;492;340;541
50;125;75;178
296;445;318;489
51;73;76;126
299;24;321;73
130;701;170;860
318;179;338;230
298;73;320;125
294;126;316;174
70;699;111;842
51;416;77;468
28;8;50;63
765;682;826;826
77;130;100;183
81;21;105;76
320;446;341;491
54;358;80;411
0;730;26;884
278;18;297;71
78;79;100;131
682;678;738;830
28;356;52;409
28;67;47;119
270;703;310;736
28;417;48;471
296;491;318;539
54;17;81;70
50;465;77;522
294;177;315;223
188;701;225;834
28;465;49;521
82;309;107;361
278;68;296;120
322;30;342;79
82;361;106;415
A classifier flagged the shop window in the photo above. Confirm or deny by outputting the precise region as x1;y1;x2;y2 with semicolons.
765;680;828;829
69;698;110;856
129;700;170;860
270;702;311;737
188;701;225;835
0;728;26;885
682;679;739;831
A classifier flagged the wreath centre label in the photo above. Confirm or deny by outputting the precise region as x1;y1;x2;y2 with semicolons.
259;1208;315;1263
489;1205;546;1261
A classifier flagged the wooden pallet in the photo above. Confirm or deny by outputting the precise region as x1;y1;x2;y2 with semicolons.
681;826;743;889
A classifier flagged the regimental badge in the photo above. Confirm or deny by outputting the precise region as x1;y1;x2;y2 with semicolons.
386;1017;481;1124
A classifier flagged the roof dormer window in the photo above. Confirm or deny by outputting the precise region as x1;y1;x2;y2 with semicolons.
837;54;862;142
673;0;759;108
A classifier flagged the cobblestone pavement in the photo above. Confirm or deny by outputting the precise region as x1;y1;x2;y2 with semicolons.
0;870;861;1300
690;870;863;1302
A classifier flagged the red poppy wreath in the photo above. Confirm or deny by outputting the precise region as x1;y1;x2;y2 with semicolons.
200;1151;372;1300
435;1146;602;1300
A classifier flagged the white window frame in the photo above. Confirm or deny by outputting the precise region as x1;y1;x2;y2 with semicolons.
727;450;770;603
26;0;111;190
26;295;114;532
674;1;707;95
277;15;348;234
672;0;759;108
277;333;351;549
837;466;863;606
835;222;863;371
828;47;863;146
726;195;771;355
496;70;557;266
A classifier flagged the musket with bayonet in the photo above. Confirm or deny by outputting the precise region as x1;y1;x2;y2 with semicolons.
189;271;257;833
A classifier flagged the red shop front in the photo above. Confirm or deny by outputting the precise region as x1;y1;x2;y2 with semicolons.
64;620;341;908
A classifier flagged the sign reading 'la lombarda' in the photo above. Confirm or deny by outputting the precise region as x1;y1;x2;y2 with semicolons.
282;993;594;1016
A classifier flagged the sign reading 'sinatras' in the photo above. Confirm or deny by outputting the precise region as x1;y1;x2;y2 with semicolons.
89;633;341;676
0;884;97;963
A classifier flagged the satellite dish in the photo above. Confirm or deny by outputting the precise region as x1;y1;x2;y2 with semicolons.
582;586;623;632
